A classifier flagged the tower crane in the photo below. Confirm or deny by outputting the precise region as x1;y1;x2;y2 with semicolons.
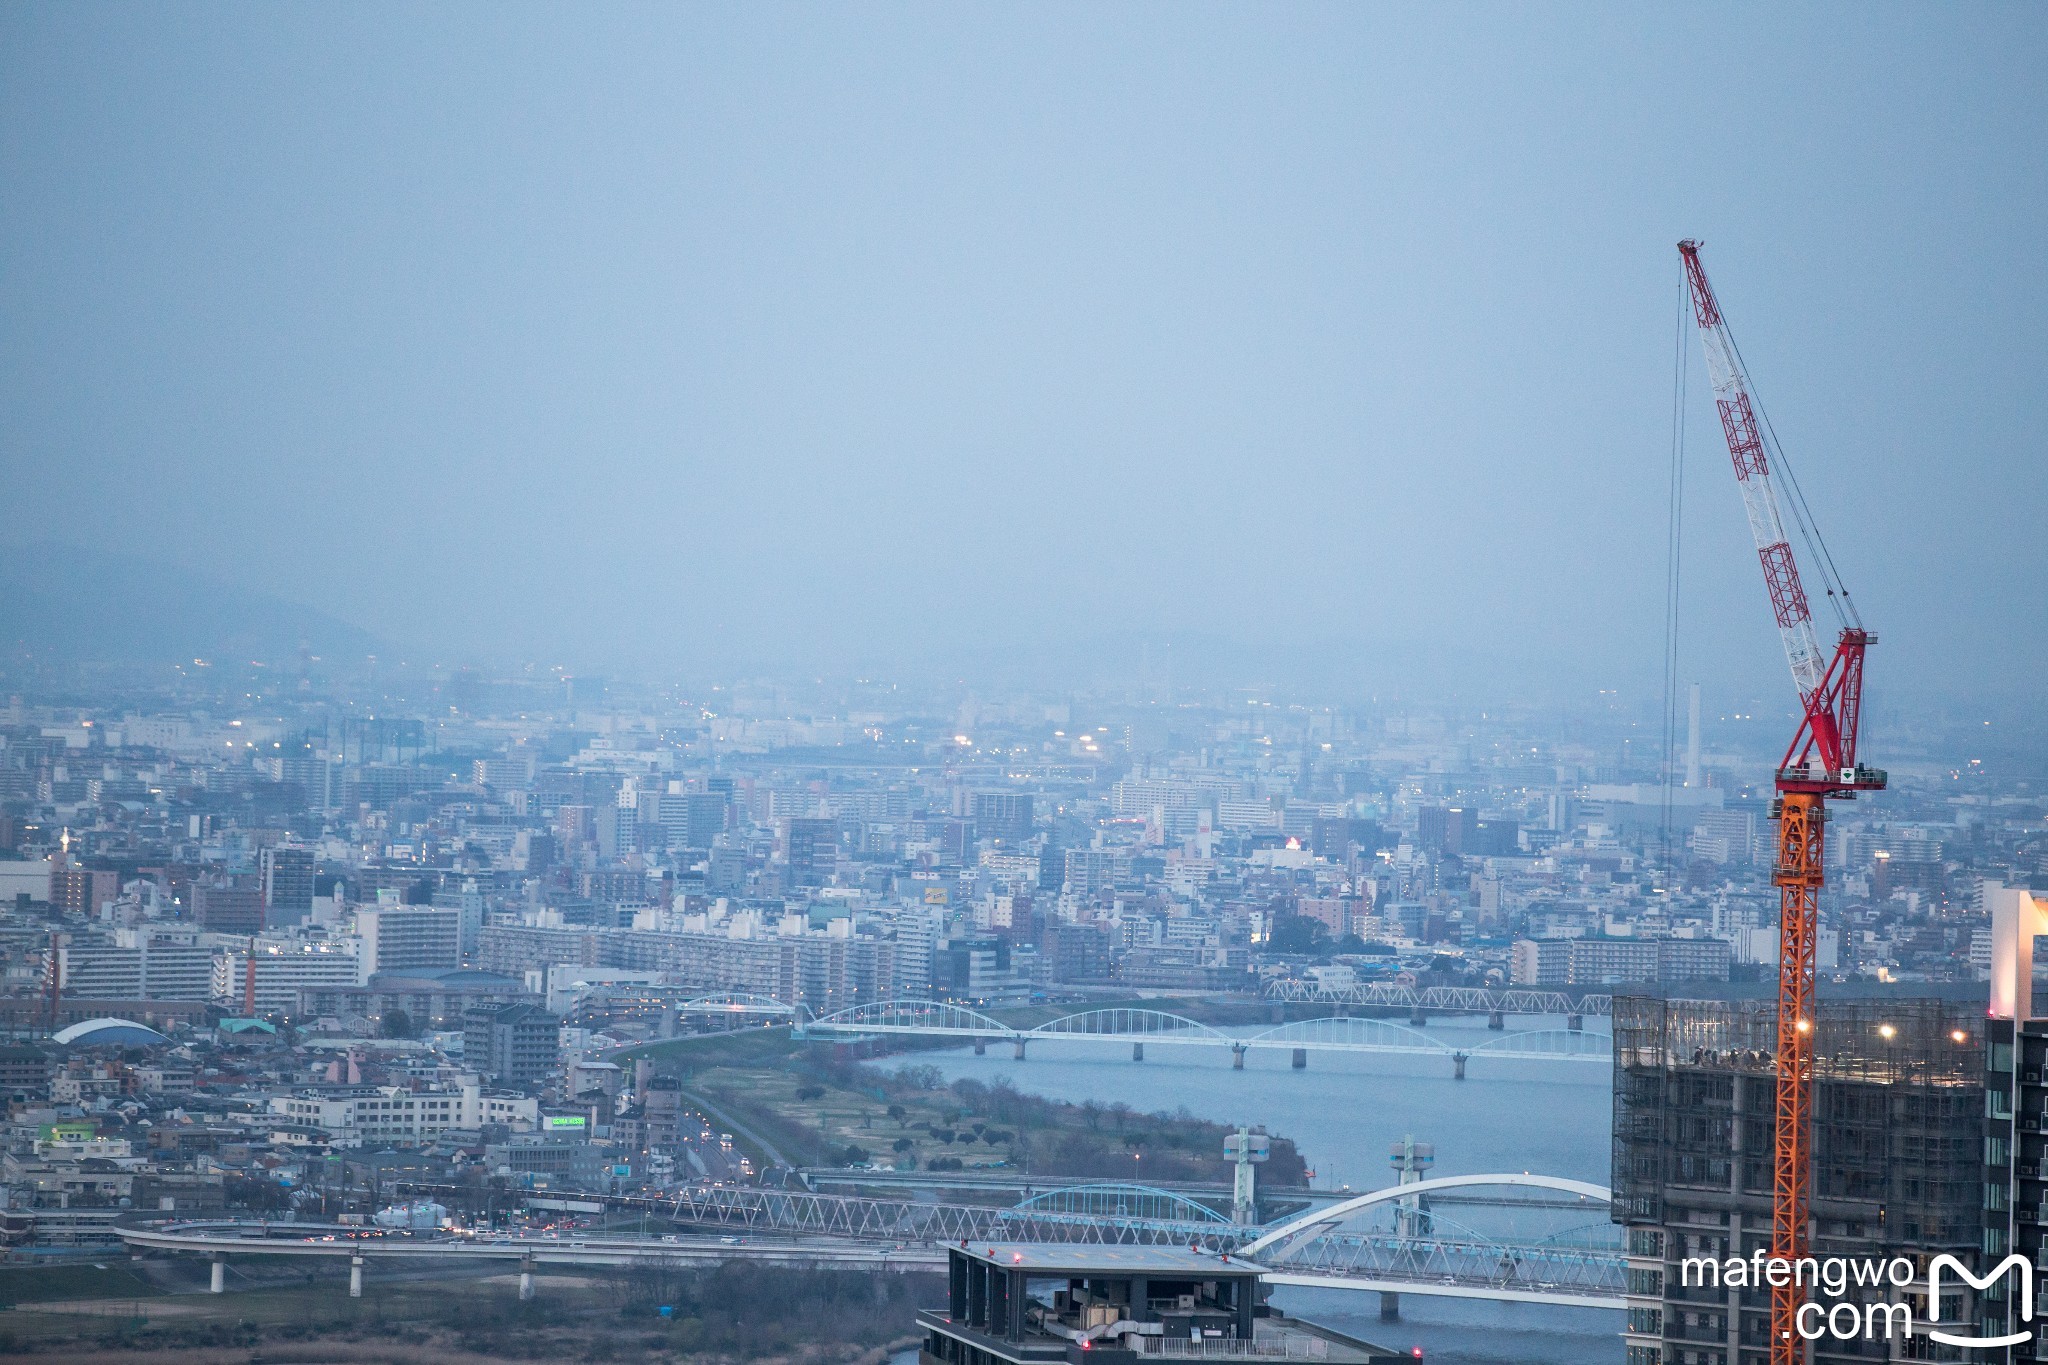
1677;240;1886;1364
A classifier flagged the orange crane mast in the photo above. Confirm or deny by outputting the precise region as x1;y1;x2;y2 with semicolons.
1677;241;1886;1364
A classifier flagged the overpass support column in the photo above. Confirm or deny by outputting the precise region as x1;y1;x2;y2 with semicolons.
1567;1012;1583;1032
1379;1291;1399;1322
1132;1042;1144;1062
1408;1006;1426;1027
1012;1038;1027;1060
1290;1048;1307;1070
209;1252;225;1294
349;1254;363;1298
1452;1052;1468;1081
1231;1044;1246;1070
1487;1009;1504;1030
519;1253;536;1301
973;1038;987;1056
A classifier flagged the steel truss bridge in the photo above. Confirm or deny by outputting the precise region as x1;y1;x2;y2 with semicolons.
1242;1174;1624;1310
795;1001;1611;1072
1261;980;1614;1018
121;1174;1623;1311
669;1180;1238;1244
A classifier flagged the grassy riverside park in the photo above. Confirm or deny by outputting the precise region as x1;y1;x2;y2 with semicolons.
0;1257;938;1362
620;995;1315;1187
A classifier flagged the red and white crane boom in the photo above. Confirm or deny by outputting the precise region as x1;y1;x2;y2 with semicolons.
1677;240;1885;1365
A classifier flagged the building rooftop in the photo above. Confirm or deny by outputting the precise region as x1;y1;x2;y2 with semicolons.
956;1243;1259;1277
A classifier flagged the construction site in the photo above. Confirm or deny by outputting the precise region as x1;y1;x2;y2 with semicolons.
1613;996;1986;1363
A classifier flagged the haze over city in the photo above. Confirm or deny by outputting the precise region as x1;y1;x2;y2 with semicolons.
1;11;2045;1365
3;5;2043;708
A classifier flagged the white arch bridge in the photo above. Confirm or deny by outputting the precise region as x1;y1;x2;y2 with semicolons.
1242;1173;1623;1310
795;1001;1611;1076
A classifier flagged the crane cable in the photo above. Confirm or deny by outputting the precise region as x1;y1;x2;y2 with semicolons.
1720;322;1859;632
1658;273;1689;880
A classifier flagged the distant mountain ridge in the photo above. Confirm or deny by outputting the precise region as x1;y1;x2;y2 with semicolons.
0;543;382;666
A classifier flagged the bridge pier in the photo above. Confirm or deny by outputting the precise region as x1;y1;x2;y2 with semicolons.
1567;1012;1583;1032
1487;1009;1504;1031
349;1254;363;1298
1291;1048;1307;1070
1408;1006;1426;1027
519;1253;536;1302
973;1038;987;1056
1132;1042;1144;1062
1452;1052;1468;1081
1379;1291;1399;1321
1012;1039;1027;1060
1231;1044;1246;1070
209;1252;225;1294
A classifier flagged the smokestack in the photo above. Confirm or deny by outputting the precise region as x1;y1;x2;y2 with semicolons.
1685;683;1702;789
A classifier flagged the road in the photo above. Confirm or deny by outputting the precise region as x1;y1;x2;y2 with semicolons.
121;1222;945;1273
681;1088;796;1170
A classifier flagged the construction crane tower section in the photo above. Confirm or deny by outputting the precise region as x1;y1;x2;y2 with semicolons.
1677;240;1887;1365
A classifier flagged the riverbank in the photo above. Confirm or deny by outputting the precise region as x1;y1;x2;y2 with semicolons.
632;1021;1309;1185
0;1258;941;1363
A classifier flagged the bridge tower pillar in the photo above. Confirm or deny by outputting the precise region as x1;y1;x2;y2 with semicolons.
1487;1009;1505;1030
1012;1038;1027;1060
973;1038;987;1056
1378;1290;1400;1321
519;1252;536;1301
209;1252;225;1294
1290;1048;1307;1070
1567;1012;1583;1032
1452;1052;1468;1081
1132;1042;1144;1062
1231;1044;1246;1070
1408;1006;1427;1027
349;1254;363;1298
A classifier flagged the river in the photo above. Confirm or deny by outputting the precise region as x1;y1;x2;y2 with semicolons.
894;1014;1620;1365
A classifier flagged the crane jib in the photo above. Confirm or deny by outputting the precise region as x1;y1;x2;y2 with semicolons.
1676;238;1884;1365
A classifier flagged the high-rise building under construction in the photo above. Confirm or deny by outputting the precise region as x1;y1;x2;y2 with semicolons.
1612;995;1983;1365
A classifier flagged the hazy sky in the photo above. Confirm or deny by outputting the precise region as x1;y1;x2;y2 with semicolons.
3;4;2042;701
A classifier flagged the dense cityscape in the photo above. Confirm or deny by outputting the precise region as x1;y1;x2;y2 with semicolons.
0;660;2040;1357
4;5;2043;1364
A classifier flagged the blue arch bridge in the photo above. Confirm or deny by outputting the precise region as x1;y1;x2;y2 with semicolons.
791;1001;1612;1078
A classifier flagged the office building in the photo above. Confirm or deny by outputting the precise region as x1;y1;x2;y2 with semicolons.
1981;883;2048;1355
1510;936;1731;987
192;876;265;934
785;816;838;887
52;863;120;918
260;846;315;923
462;1002;561;1086
355;906;461;976
213;942;361;1016
59;926;213;1001
971;792;1034;844
918;1244;1402;1365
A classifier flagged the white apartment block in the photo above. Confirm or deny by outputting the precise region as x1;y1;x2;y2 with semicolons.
271;1081;537;1146
213;942;362;1015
